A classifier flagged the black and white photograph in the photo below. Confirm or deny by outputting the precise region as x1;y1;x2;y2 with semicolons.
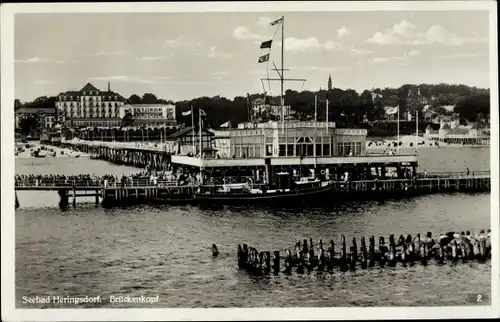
1;1;498;321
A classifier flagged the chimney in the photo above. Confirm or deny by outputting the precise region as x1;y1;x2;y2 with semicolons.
108;81;110;92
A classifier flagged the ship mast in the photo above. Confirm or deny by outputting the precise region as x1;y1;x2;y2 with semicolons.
261;16;306;126
280;15;284;126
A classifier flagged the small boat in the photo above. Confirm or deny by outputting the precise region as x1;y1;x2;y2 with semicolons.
194;172;334;206
33;150;47;158
294;176;322;189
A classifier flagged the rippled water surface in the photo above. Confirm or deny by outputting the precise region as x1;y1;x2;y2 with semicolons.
15;146;492;307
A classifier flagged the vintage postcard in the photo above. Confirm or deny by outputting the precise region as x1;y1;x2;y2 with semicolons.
1;1;498;321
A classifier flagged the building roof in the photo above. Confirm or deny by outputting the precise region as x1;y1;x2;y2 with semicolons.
16;107;56;115
80;83;99;92
57;83;125;100
470;122;487;129
441;105;455;112
441;123;451;130
166;126;215;140
448;128;470;135
58;91;81;96
371;92;383;101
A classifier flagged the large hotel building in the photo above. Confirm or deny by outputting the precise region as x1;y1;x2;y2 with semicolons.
56;83;126;127
56;83;177;128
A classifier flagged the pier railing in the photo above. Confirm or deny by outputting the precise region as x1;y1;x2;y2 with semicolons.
14;170;490;190
417;170;490;178
14;179;182;188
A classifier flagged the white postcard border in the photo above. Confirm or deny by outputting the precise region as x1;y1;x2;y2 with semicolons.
1;1;498;321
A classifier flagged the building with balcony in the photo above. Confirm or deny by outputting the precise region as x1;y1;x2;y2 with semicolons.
56;82;126;128
169;120;417;183
209;121;365;159
424;122;490;145
120;103;177;128
15;107;57;137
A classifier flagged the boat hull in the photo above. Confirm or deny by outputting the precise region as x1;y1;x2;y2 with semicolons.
194;182;334;206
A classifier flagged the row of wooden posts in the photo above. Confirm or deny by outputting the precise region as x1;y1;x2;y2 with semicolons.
237;231;491;275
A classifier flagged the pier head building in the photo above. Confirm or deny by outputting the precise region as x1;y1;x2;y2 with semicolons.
169;120;418;185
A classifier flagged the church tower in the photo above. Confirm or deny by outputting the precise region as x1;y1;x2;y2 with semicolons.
327;75;332;90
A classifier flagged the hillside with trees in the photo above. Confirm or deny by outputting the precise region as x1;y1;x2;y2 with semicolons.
15;83;490;133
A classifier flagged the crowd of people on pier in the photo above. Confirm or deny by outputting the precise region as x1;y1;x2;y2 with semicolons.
15;174;104;187
14;170;202;188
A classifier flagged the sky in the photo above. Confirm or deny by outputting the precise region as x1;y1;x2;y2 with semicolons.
14;10;491;103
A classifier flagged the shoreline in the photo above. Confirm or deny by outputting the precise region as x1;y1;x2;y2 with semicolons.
366;135;489;150
15;142;89;159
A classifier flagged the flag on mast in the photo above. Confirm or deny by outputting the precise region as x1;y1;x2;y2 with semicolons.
260;40;272;49
270;17;283;26
386;105;399;115
258;54;270;63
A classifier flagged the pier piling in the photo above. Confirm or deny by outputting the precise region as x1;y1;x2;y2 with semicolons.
264;251;271;274
240;229;491;277
350;237;358;271
360;237;368;269
340;235;347;271
273;251;280;274
72;186;76;208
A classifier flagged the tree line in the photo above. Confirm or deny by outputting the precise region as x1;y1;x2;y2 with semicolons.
15;84;490;133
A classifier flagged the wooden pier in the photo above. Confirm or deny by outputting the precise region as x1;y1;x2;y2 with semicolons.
15;173;490;208
237;231;492;276
59;141;171;169
100;185;195;207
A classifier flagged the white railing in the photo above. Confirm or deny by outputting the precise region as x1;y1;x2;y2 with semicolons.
14;178;186;188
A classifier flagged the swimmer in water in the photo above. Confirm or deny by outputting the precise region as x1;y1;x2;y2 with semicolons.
212;244;219;257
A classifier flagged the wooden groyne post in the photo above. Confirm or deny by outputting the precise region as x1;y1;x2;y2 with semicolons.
238;229;491;277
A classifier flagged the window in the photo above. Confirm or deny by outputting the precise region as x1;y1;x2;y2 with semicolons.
266;144;273;156
355;142;362;155
337;143;344;156
287;144;294;156
306;144;314;156
279;144;286;157
316;144;322;156
323;144;330;156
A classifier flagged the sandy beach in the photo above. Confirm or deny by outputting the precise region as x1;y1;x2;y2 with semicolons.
365;135;487;153
15;142;89;159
